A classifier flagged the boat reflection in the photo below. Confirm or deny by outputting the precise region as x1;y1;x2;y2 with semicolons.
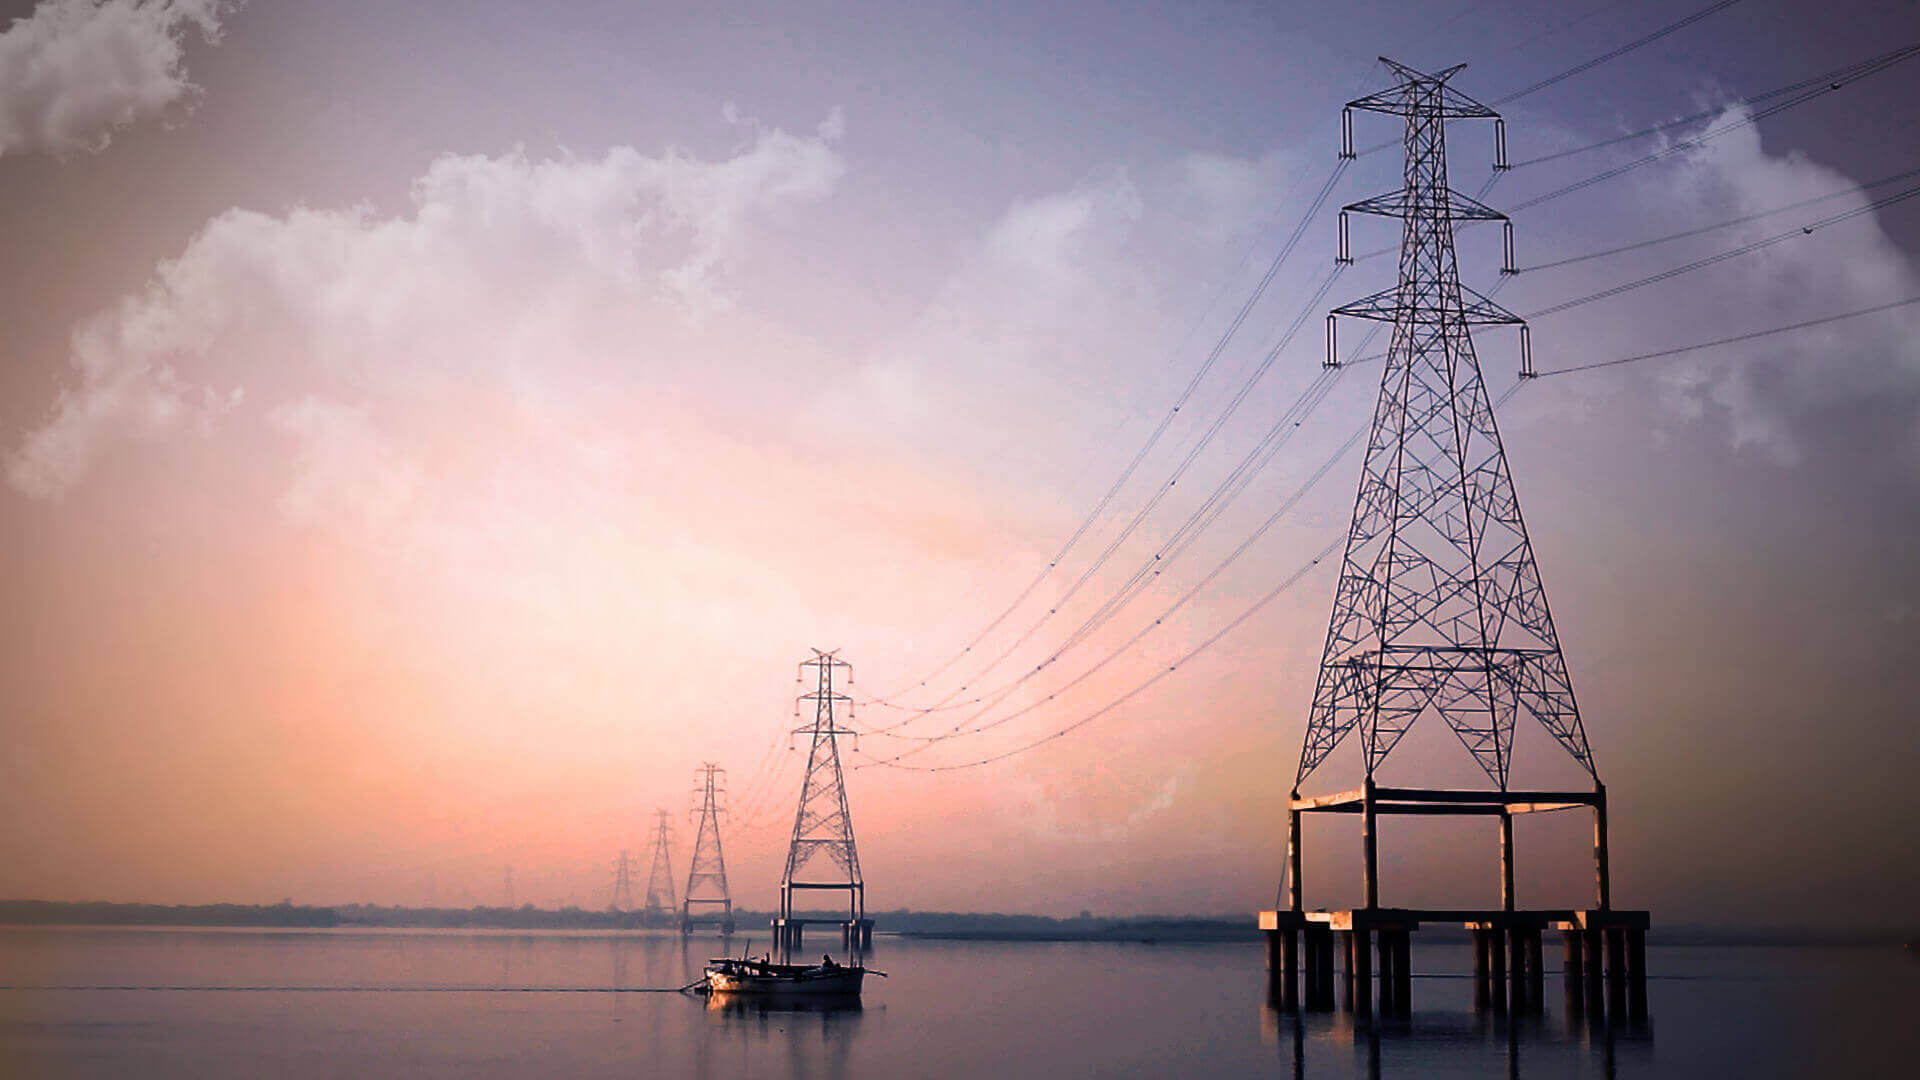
705;991;866;1018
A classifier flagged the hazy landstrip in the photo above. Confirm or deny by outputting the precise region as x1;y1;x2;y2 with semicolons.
2;901;1911;946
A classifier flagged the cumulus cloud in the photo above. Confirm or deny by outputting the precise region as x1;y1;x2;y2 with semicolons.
5;112;845;502
1511;102;1920;476
1655;112;1920;471
0;0;237;159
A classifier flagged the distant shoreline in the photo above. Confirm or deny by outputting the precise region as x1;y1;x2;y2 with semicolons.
1;901;1910;947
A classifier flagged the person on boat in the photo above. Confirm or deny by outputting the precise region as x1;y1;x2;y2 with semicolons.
820;954;839;970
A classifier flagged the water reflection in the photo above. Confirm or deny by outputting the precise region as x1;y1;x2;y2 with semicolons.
1265;999;1654;1078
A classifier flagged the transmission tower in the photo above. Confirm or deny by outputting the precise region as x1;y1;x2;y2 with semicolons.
609;849;638;914
777;650;865;944
642;810;677;926
1263;59;1643;1020
682;763;735;934
1293;56;1607;912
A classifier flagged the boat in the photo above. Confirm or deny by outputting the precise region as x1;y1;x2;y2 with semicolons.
702;954;876;997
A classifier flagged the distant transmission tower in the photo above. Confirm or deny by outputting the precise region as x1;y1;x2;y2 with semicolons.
777;650;866;947
609;849;638;914
682;763;735;934
642;811;677;926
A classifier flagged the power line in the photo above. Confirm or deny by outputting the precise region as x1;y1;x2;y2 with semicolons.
856;366;1352;746
1358;0;1750;159
875;267;1348;718
856;418;1369;768
1510;46;1920;170
1522;164;1920;273
1490;0;1748;105
1533;295;1920;376
856;535;1346;773
1506;43;1920;214
854;160;1353;710
1524;183;1920;318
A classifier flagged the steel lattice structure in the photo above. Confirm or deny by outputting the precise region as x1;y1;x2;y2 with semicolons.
682;763;735;932
642;811;677;923
780;650;865;924
609;848;638;913
1297;59;1595;792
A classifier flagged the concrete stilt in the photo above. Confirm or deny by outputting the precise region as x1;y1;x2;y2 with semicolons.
1508;927;1529;1013
1606;928;1628;1016
1525;929;1545;1011
1473;930;1491;1009
1626;928;1647;1019
1391;931;1412;1014
1376;932;1396;1013
1582;927;1604;1012
1488;929;1508;1014
1318;928;1336;1010
1352;929;1372;1015
1282;930;1299;1010
1562;930;1585;1015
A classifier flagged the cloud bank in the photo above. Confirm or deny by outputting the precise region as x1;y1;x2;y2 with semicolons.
0;0;235;159
5;111;845;501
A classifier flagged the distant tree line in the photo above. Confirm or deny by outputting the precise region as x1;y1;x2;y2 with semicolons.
0;900;339;928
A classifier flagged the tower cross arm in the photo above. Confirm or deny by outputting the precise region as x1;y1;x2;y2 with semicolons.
1331;285;1525;326
1348;59;1498;119
1345;188;1507;222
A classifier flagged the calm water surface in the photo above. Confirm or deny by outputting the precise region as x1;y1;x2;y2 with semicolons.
2;927;1915;1077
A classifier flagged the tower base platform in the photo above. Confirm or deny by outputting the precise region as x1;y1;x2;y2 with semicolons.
1258;908;1649;1017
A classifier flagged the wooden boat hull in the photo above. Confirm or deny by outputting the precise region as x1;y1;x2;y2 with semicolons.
704;963;865;996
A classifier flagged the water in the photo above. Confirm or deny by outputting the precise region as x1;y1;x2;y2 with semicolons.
2;928;1915;1077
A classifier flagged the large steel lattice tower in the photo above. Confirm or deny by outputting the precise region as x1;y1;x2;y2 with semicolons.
682;763;735;934
1301;58;1594;800
1264;62;1644;1021
776;649;867;948
642;811;677;925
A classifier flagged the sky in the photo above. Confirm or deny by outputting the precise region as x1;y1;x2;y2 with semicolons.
2;0;1917;928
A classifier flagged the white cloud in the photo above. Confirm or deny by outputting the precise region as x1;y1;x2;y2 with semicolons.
0;0;236;160
1652;109;1920;469
5;114;845;503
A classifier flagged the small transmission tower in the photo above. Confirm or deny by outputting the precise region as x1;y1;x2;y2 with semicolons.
777;650;867;948
682;763;735;934
609;849;638;914
642;810;677;926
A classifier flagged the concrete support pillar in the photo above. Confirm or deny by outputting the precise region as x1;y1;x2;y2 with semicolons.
1593;784;1612;911
1488;928;1508;1014
1398;933;1412;1014
1627;928;1647;1019
1508;927;1529;1013
1472;930;1491;1010
1582;927;1604;1011
1525;929;1545;1010
1282;930;1299;1010
1376;932;1396;1013
1306;927;1334;1010
1361;779;1379;911
1499;811;1515;912
1287;807;1303;912
1606;928;1628;1016
1340;931;1357;1011
1353;929;1372;1015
